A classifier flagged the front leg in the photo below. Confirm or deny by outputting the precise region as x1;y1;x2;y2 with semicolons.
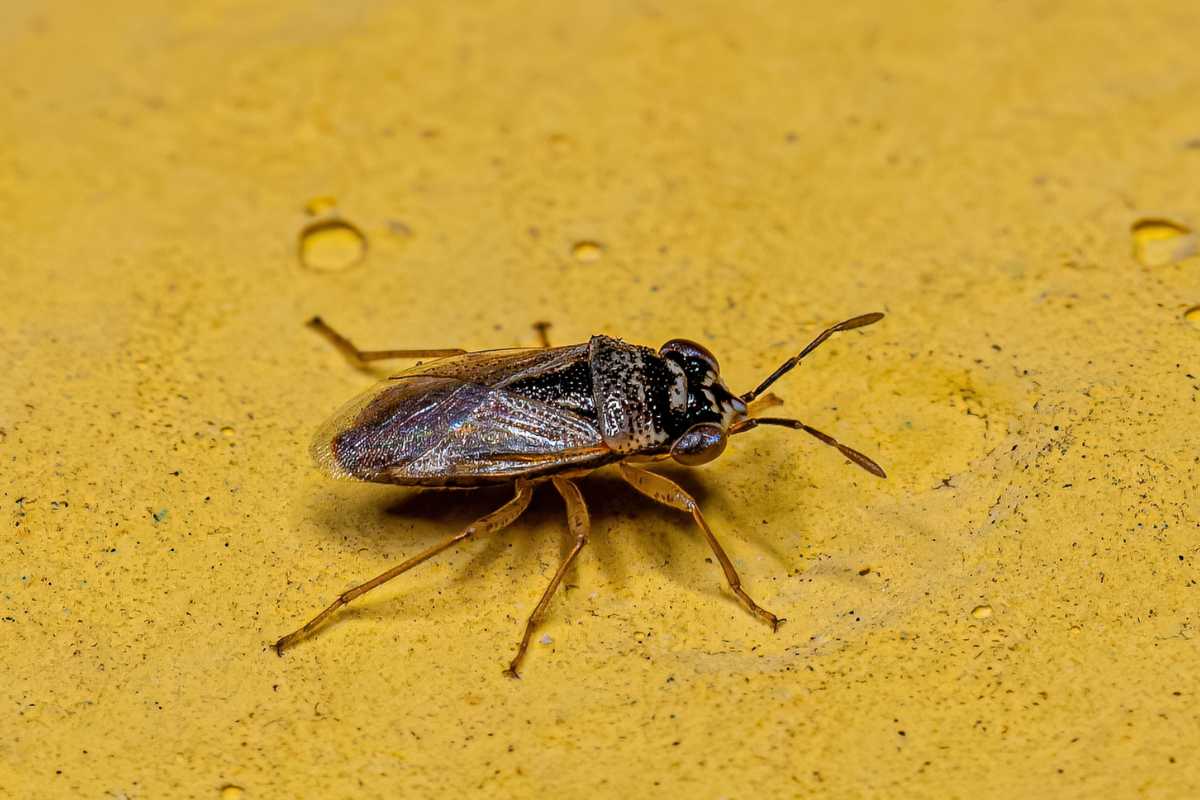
617;463;783;631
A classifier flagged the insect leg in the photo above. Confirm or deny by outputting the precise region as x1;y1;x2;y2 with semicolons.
274;480;534;655
617;463;783;631
505;477;590;678
307;316;467;365
746;391;784;415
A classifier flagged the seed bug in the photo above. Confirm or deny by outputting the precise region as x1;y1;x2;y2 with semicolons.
275;313;887;676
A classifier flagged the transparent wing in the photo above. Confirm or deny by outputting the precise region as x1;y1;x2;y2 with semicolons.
310;374;607;484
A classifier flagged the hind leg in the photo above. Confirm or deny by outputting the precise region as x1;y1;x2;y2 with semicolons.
275;481;534;654
306;316;466;365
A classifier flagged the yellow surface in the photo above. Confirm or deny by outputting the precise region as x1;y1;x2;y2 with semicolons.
4;1;1199;797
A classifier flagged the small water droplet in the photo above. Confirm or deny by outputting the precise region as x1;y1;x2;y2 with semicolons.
304;196;338;216
538;634;553;645
1184;305;1200;327
971;604;993;619
219;786;245;800
299;218;368;272
571;240;604;263
1131;218;1198;267
547;133;573;154
220;426;235;437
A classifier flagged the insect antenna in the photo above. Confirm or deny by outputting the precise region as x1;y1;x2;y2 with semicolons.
729;416;887;478
741;312;884;403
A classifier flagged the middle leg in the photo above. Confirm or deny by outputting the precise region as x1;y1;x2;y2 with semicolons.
505;477;590;677
617;462;783;631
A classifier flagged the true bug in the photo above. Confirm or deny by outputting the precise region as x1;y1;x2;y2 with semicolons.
275;313;886;676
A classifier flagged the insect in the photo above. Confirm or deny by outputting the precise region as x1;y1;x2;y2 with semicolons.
274;313;887;676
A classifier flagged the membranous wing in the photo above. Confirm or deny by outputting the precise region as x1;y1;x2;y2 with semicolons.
310;346;610;485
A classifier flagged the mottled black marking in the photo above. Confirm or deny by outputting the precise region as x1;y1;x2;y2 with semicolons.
505;359;596;420
588;336;660;451
634;352;680;438
660;350;740;436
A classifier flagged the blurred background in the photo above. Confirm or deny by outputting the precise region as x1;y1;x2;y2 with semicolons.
3;1;1198;796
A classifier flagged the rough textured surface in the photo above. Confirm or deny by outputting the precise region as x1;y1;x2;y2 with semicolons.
3;1;1199;796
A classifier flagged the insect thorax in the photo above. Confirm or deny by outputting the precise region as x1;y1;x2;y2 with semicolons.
586;335;741;454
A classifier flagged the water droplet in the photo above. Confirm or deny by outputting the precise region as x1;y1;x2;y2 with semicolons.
971;604;993;619
547;133;573;154
1184;305;1200;327
304;196;337;216
538;634;554;645
220;426;235;437
1131;218;1198;267
219;786;245;800
571;240;604;263
299;218;368;272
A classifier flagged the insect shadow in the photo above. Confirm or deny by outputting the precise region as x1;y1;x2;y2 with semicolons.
303;468;794;627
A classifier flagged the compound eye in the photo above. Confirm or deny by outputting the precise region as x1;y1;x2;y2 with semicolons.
659;338;720;374
670;423;728;467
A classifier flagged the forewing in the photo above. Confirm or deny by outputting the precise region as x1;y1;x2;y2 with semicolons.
387;344;589;387
311;373;606;483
